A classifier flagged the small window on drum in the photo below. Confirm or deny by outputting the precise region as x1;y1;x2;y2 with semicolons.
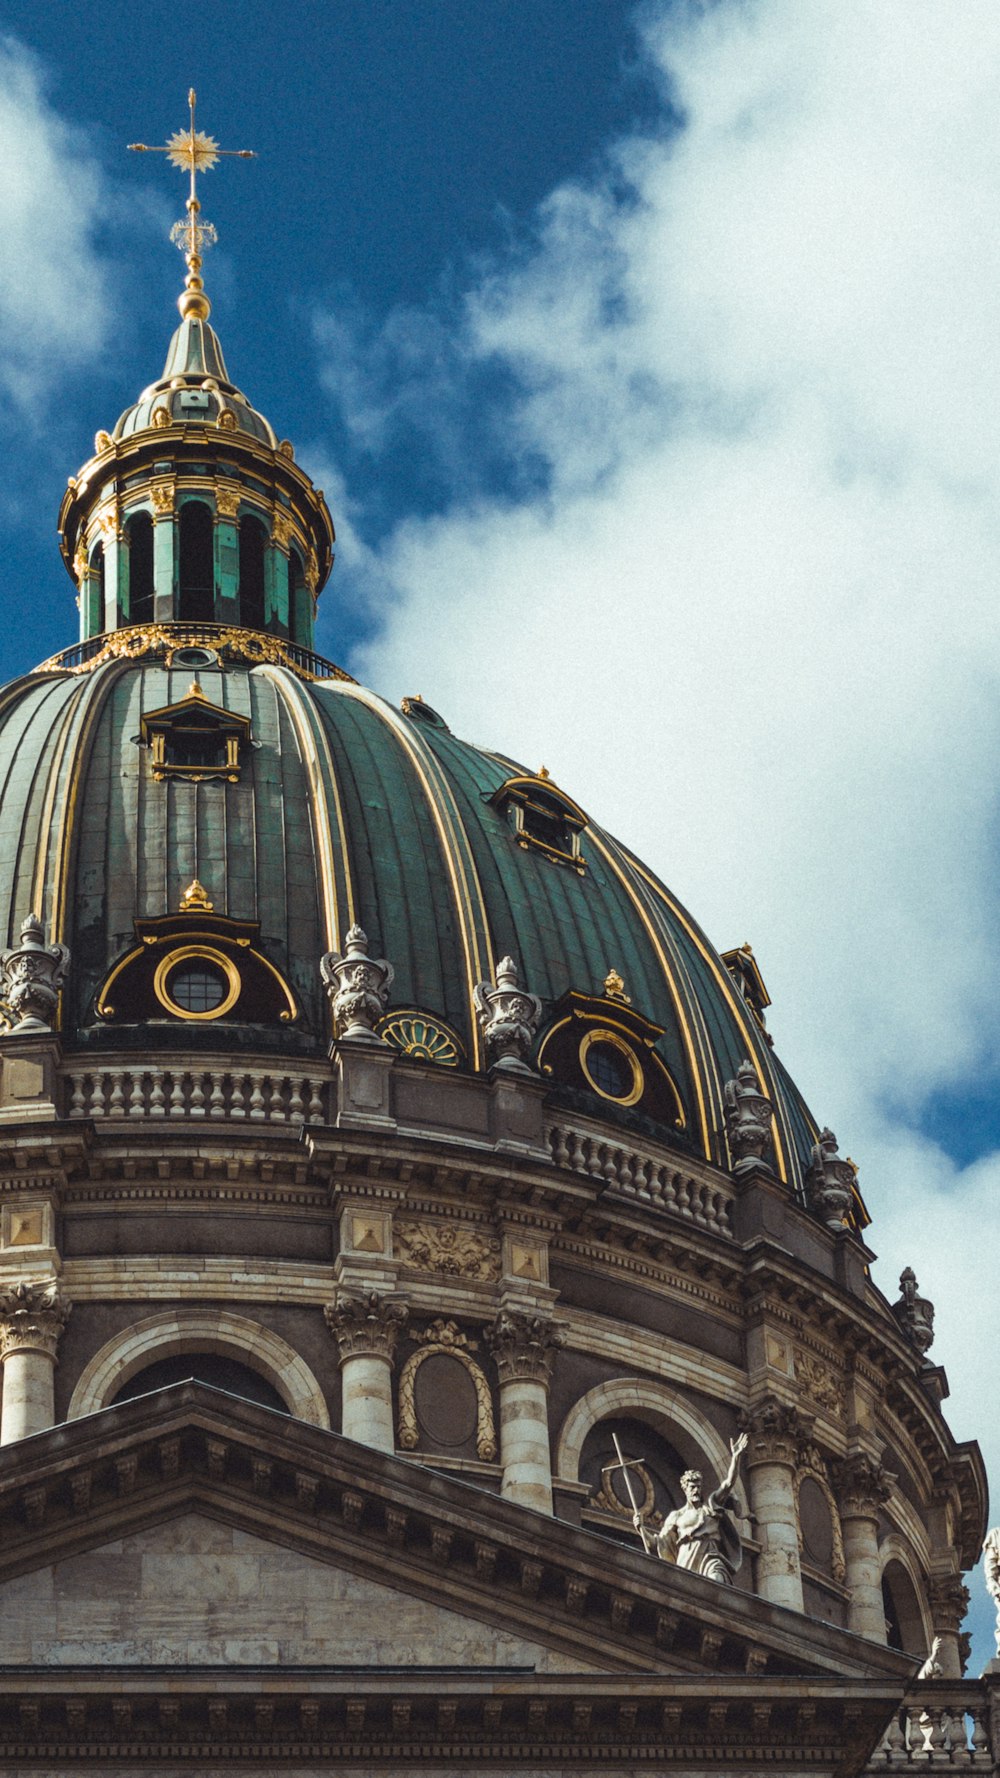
579;1028;643;1106
153;947;240;1021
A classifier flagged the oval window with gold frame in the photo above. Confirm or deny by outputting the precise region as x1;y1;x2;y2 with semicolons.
153;946;241;1021
579;1027;643;1106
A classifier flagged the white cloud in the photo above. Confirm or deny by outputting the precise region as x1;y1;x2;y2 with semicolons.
0;37;110;413
322;0;1000;1648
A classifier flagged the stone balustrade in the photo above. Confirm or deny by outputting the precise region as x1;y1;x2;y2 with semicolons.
63;1062;328;1126
547;1119;735;1237
866;1686;993;1769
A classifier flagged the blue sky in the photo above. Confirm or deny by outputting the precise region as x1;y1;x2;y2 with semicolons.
1;0;998;1666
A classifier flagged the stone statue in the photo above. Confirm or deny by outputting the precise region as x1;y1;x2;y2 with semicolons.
983;1528;1000;1655
635;1433;748;1584
892;1266;935;1356
804;1128;855;1230
916;1635;943;1679
473;956;541;1073
722;1059;773;1171
0;913;69;1033
320;925;394;1042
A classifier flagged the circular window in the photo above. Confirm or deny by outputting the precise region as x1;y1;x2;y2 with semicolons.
153;946;240;1021
168;646;219;668
580;1028;643;1106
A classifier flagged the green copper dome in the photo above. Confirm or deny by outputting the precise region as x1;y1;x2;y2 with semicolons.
111;317;277;447
0;647;824;1198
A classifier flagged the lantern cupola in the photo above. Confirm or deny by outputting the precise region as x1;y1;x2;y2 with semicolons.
56;91;334;651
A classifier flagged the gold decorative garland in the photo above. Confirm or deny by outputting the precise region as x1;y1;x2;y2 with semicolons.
36;623;354;685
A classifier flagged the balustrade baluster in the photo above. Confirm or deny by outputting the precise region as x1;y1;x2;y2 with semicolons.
189;1073;206;1117
970;1708;991;1765
90;1073;106;1118
551;1125;569;1167
307;1079;325;1123
230;1074;246;1118
128;1071;145;1117
248;1073;266;1120
69;1074;86;1119
268;1077;286;1121
149;1069;165;1116
209;1073;226;1118
288;1076;304;1124
168;1074;186;1117
107;1069;125;1117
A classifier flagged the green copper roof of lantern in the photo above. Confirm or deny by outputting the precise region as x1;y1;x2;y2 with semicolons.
0;649;823;1194
112;317;277;446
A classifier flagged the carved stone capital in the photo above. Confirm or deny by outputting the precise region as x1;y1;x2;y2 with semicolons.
833;1452;895;1519
487;1308;562;1386
0;1281;71;1362
739;1398;814;1469
324;1290;408;1364
927;1572;970;1633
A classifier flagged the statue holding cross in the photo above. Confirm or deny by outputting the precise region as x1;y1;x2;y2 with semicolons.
605;1431;749;1584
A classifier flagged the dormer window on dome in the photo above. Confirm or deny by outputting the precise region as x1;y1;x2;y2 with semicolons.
492;773;587;872
139;681;251;782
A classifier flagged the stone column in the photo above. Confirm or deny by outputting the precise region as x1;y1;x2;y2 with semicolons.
324;1290;407;1454
488;1308;561;1514
927;1573;970;1679
741;1399;809;1612
0;1281;70;1444
835;1453;894;1641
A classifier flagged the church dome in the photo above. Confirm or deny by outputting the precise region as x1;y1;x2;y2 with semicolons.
1;642;822;1195
0;102;984;1737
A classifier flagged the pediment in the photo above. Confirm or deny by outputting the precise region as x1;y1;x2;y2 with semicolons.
0;1510;587;1673
0;1383;912;1686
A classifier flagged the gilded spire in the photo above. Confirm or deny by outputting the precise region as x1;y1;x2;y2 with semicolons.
129;89;256;322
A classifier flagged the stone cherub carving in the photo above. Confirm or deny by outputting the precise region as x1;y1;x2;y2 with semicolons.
722;1059;773;1171
0;913;69;1033
320;925;394;1042
473;956;541;1073
634;1433;749;1584
984;1527;1000;1655
804;1127;856;1230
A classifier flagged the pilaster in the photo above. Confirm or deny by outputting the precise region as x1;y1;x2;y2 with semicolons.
324;1289;408;1454
741;1398;812;1612
0;1279;70;1443
834;1452;895;1642
488;1307;561;1515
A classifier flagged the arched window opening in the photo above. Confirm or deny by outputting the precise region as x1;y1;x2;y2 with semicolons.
110;1351;289;1413
288;548;306;644
178;501;215;621
881;1559;927;1656
89;543;106;637
579;1417;689;1550
127;512;154;626
239;515;267;631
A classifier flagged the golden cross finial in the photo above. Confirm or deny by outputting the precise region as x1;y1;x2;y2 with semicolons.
129;89;256;322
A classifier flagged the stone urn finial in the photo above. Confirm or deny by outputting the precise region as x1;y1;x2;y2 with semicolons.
722;1058;773;1172
0;913;70;1033
320;925;394;1042
804;1127;855;1231
892;1266;935;1356
473;956;541;1074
